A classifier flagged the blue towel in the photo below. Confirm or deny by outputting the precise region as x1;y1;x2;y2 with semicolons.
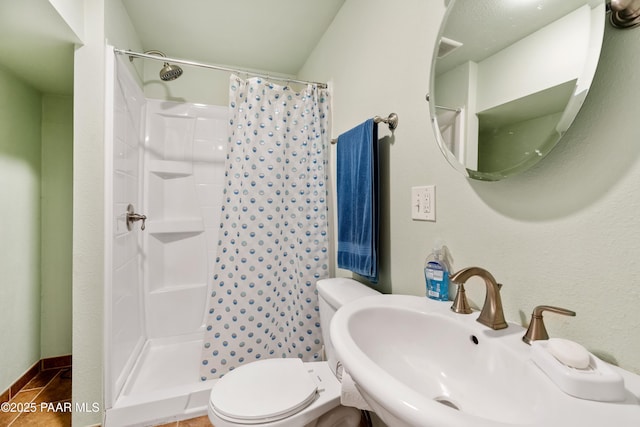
336;119;379;283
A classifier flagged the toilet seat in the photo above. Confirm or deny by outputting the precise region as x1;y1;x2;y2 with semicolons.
210;358;319;424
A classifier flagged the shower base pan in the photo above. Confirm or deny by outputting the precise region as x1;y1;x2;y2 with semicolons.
105;333;215;427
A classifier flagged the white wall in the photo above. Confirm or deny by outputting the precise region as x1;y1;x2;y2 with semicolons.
141;60;299;106
73;0;143;424
72;0;106;425
48;0;85;42
476;5;591;112
143;65;230;105
299;0;640;375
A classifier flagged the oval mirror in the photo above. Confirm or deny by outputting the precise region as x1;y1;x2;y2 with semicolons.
429;0;605;181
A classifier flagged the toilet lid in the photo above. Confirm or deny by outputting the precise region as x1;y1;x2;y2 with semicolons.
210;358;318;424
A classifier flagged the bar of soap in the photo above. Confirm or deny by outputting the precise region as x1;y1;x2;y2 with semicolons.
547;338;591;369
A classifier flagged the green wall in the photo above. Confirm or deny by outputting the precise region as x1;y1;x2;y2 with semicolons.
0;64;43;392
41;94;73;358
477;112;562;173
0;65;72;393
300;0;640;374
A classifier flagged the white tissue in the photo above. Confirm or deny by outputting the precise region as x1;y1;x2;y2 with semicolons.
339;366;372;411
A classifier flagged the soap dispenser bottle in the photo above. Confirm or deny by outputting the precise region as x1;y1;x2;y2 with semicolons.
424;240;453;301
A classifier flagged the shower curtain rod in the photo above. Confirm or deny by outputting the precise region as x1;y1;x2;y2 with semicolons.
114;48;328;89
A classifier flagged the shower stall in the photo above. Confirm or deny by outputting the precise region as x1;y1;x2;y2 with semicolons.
104;48;226;426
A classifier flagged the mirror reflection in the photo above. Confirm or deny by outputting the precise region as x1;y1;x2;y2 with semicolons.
429;0;605;181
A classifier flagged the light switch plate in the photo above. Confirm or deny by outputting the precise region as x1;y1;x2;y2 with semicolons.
411;185;436;221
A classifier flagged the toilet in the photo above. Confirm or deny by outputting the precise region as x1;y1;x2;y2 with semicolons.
207;278;379;427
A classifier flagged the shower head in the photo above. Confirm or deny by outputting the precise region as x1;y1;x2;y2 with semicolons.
159;62;183;81
143;50;183;81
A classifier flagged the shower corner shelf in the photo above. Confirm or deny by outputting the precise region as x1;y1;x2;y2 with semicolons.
146;219;204;235
148;159;193;179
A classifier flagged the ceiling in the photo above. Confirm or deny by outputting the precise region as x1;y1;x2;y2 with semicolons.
121;0;345;76
0;0;344;95
0;0;79;95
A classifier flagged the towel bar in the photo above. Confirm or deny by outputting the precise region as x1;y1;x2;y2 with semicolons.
331;113;398;144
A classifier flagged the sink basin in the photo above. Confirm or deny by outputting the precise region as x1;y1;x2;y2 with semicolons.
330;294;640;427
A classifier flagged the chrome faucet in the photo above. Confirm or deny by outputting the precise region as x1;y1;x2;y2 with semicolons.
522;305;576;345
450;267;508;330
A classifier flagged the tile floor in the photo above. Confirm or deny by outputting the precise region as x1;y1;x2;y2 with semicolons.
0;367;72;426
0;364;212;427
155;415;213;427
0;363;210;427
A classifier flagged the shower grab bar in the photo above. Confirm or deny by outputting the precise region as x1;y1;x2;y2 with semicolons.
330;113;398;144
425;94;461;113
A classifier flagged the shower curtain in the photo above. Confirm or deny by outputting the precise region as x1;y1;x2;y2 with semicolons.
200;76;331;380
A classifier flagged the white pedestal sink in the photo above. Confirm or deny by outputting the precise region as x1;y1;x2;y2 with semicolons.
330;294;640;427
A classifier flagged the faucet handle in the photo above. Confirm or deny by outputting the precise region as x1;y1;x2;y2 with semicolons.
451;283;472;314
126;204;147;231
451;281;502;314
522;305;576;345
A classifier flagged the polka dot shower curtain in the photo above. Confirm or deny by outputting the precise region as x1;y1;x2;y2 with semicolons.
200;75;331;380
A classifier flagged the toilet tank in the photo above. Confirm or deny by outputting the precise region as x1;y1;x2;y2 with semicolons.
317;278;380;375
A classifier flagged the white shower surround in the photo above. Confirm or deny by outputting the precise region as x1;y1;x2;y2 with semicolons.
104;53;226;426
